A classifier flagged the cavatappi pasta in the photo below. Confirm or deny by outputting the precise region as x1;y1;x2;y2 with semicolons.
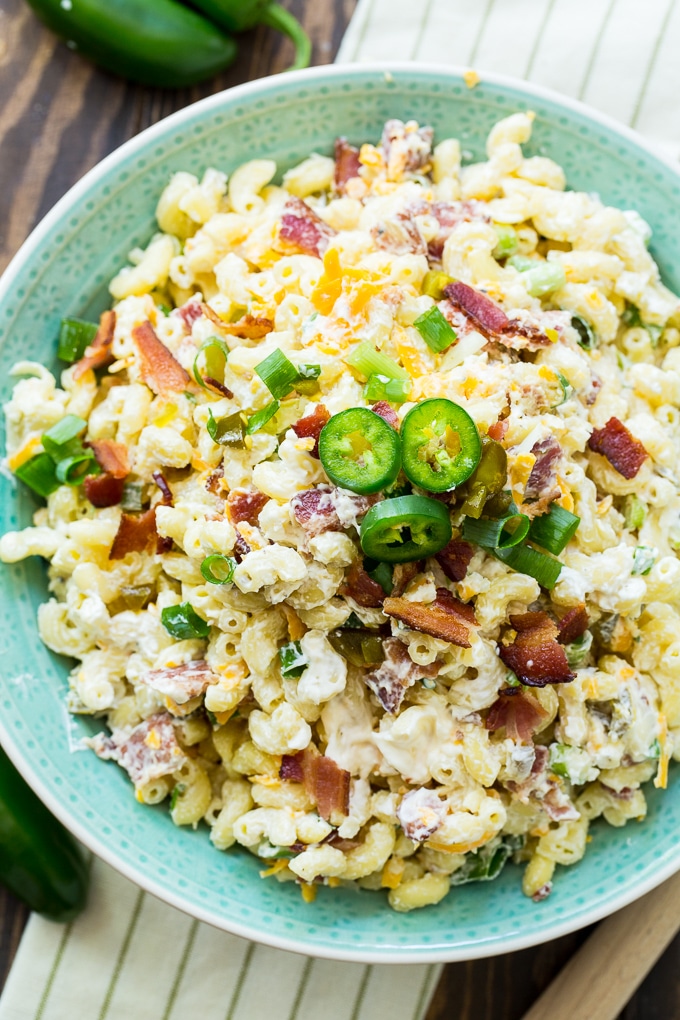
2;113;680;910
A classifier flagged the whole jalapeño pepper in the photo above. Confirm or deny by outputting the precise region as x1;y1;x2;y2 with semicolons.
188;0;312;70
0;747;89;922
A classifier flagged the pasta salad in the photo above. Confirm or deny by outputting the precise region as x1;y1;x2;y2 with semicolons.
2;112;680;912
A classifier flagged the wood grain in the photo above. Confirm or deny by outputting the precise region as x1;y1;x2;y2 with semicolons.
1;3;680;1018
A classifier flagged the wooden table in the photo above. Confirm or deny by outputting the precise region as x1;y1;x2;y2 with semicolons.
0;2;678;1016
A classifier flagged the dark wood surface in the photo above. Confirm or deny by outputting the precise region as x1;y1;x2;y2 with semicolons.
0;2;678;1016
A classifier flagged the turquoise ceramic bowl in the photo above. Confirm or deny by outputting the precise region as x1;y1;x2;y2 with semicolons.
0;64;678;963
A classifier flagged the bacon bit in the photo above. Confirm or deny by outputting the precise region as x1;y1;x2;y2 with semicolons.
132;321;190;395
382;587;477;648
325;832;362;852
202;304;273;340
370;401;400;430
109;508;158;560
381;119;434;180
487;420;509;443
279;196;336;258
73;310;116;380
291;403;330;458
502;319;551;349
91;713;185;785
532;883;553;902
543;786;580;822
588;416;648;479
425;200;490;259
391;561;422;597
279;749;350;820
83;473;125;508
152;471;174;506
365;638;438;713
233;531;251;562
444;281;509;334
205;462;224;497
88;439;130;479
601;785;635;801
334;137;362;194
203;376;234;399
435;539;475;583
499;612;576;687
341;559;386;609
371;215;426;256
585;374;602;406
524;437;562;515
485;690;548;743
557;604;589;645
227;488;269;526
291;488;341;536
173;296;203;331
140;661;219;705
397;787;446;842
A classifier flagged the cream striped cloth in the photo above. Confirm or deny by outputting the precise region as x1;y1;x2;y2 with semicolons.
3;2;680;1017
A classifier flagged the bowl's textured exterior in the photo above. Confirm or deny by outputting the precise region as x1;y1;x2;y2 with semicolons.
0;64;678;962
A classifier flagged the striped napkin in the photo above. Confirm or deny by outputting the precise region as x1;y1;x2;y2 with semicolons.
3;1;680;1017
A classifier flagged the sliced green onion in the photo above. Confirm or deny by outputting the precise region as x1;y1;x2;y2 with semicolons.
494;543;562;589
505;670;521;688
553;373;574;407
41;415;87;459
297;364;321;381
13;453;60;498
207;409;245;447
565;631;593;668
648;739;661;760
161;603;211;640
121;481;145;512
200;554;236;585
364;374;411;404
463;512;530;549
632;545;656;576
193;337;230;390
170;782;187;811
279;640;307;678
366;560;393;594
647;324;663;347
255;349;299;400
55;452;96;485
623;494;647;531
413;307;458;353
508;255;536;273
521;262;566;298
344;342;409;381
548;743;571;779
420;676;437;689
421;270;452;300
528;504;580;556
245;401;280;435
492;224;518;259
571;314;597;350
157;303;172;316
57;318;98;363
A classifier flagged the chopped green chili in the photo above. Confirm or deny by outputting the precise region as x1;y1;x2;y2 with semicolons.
421;270;453;300
207;409;245;447
161;603;211;639
632;545;656;576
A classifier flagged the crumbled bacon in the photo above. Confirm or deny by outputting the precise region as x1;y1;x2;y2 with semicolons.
532;883;553;902
365;637;438;713
391;561;422;597
84;473;125;508
370;401;400;430
173;296;203;331
279;749;350;820
499;612;576;687
291;403;330;457
291;488;341;536
202;304;273;340
485;690;548;743
444;281;510;334
227;488;269;526
381;119;434;180
585;374;602;406
435;539;475;583
382;587;477;647
90;713;185;785
205;462;224;497
140;661;219;705
203;376;234;399
88;439;130;479
525;437;562;503
397;787;446;842
502;319;551;349
73;310;116;380
334;137;362;194
371;214;426;256
557;604;589;645
324;832;362;852
132;321;190;395
152;471;174;506
279;196;336;258
233;530;251;562
543;786;580;822
341;559;386;608
588;416;648;479
487;420;509;443
424;200;490;259
109;508;158;560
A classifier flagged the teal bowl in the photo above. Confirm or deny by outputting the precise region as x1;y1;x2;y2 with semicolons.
1;63;678;962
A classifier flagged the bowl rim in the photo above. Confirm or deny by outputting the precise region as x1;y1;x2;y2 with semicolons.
1;60;679;963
